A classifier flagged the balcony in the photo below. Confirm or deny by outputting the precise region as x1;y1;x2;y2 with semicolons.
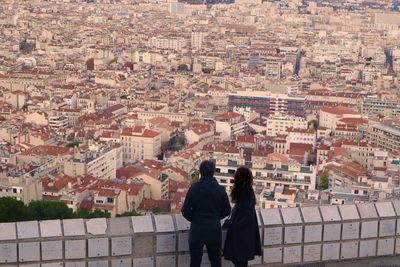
1;201;400;266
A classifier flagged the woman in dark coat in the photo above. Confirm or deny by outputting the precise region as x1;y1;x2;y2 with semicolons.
223;167;262;267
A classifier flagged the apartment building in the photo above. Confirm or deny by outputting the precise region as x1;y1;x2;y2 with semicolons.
148;37;186;51
266;114;308;136
213;153;317;193
360;96;400;117
191;31;205;50
6;91;26;109
185;123;214;144
228;90;305;117
319;106;362;130
137;111;189;124
48;115;68;131
366;121;400;152
286;128;316;148
265;61;282;80
215;112;247;141
0;175;42;204
64;144;123;180
305;90;362;113
120;126;161;164
54;108;82;127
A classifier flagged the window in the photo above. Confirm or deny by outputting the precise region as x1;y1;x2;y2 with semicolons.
107;197;114;203
95;200;103;204
354;190;359;194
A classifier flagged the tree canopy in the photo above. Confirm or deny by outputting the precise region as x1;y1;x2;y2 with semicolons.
151;207;162;215
177;64;189;72
66;141;80;147
318;170;329;191
168;135;186;151
0;197;27;222
117;210;141;217
0;197;112;222
25;200;74;221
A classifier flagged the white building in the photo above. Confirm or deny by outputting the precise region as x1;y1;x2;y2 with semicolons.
214;154;317;193
265;61;282;80
191;31;205;50
266;114;308;136
286;128;316;147
319;106;362;130
120;126;161;163
169;2;184;14
49;115;68;131
215;112;247;141
185;123;214;145
6;91;26;109
64;143;123;180
148;37;186;51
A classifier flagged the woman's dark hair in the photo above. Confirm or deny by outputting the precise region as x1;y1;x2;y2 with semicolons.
231;167;253;202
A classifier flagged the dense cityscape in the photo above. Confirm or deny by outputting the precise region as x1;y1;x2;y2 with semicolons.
0;0;400;221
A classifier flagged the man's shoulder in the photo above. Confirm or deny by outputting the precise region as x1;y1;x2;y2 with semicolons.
188;181;200;191
213;181;228;195
217;183;226;191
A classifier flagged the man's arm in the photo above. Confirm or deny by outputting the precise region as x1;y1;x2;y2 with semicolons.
220;189;231;219
181;187;194;221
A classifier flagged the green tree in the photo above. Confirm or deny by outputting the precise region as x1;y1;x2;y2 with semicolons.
168;135;186;151
73;208;111;219
87;209;111;218
151;207;162;215
73;208;90;219
0;197;27;222
117;210;142;217
66;141;80;148
177;64;189;72
25;200;74;221
318;170;329;190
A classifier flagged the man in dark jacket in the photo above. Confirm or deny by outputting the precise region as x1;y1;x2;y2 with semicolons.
182;160;231;267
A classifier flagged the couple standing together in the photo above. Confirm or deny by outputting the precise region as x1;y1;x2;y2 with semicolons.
182;160;262;267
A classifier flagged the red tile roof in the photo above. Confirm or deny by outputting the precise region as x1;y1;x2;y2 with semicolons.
116;165;144;179
236;134;255;143
338;117;368;125
215;112;243;122
20;145;73;157
320;106;359;115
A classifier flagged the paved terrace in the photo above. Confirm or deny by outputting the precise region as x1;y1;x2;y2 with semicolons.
2;201;400;266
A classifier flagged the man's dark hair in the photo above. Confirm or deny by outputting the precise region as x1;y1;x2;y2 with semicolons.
199;160;215;178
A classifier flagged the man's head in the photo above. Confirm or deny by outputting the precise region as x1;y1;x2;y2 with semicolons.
199;160;215;178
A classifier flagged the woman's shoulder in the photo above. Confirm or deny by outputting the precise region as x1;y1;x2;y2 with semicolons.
244;187;254;194
237;187;254;200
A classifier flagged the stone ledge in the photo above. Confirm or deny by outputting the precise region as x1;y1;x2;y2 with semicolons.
1;200;400;266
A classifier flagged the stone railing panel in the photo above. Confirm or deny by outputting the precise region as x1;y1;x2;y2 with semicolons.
2;201;400;266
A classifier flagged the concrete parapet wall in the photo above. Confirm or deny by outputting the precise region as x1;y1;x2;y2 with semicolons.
2;201;400;266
